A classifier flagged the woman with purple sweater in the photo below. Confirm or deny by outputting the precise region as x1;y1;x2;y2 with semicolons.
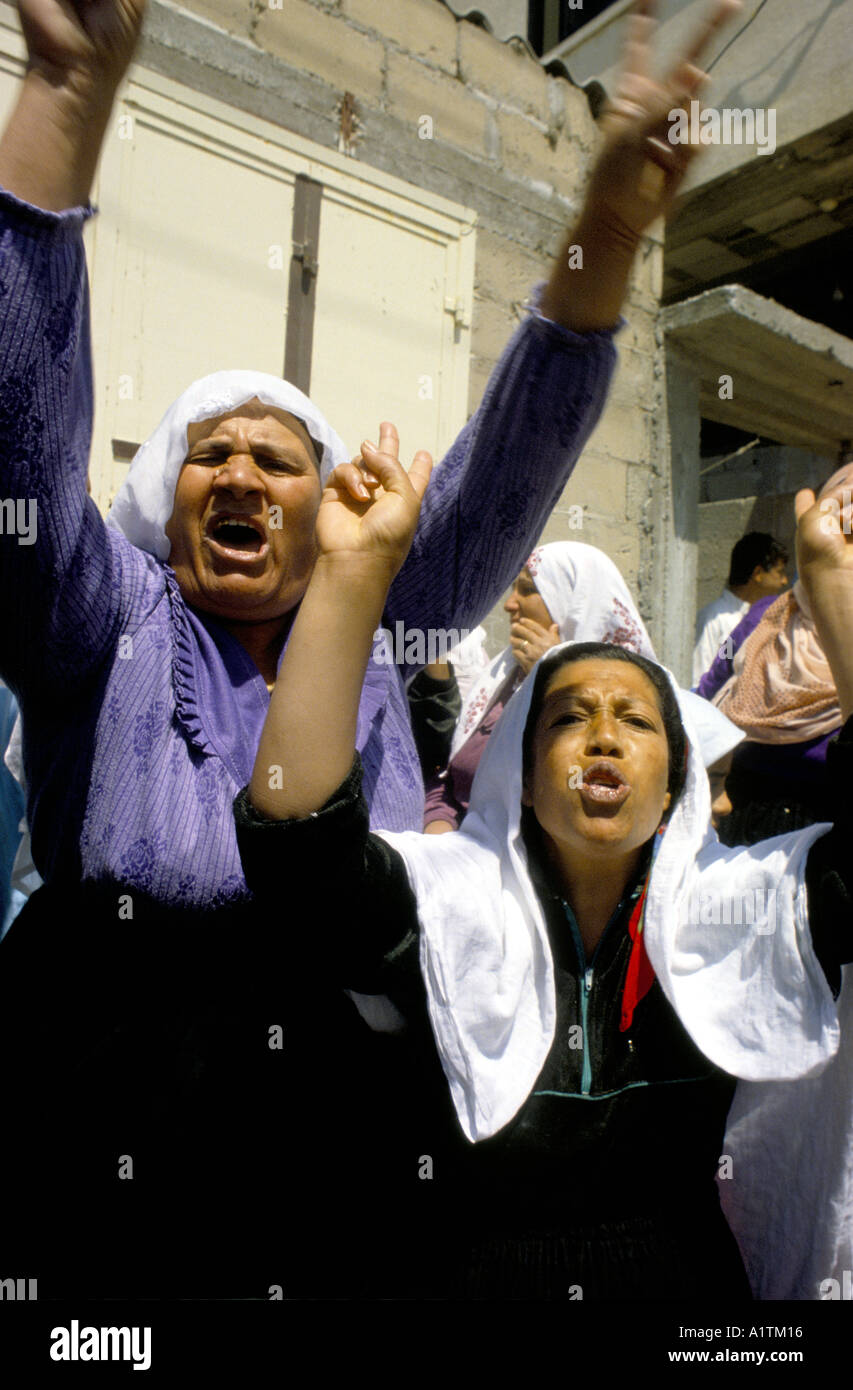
0;0;739;1297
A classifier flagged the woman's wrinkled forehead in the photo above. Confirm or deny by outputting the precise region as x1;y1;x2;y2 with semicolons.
185;399;320;466
540;655;664;717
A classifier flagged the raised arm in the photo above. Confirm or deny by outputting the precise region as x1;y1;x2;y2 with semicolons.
797;480;853;987
386;0;741;654
795;481;853;722
541;0;741;332
249;434;433;819
0;0;147;693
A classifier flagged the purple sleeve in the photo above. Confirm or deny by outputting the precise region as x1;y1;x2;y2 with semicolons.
385;302;618;675
0;188;147;696
694;596;776;700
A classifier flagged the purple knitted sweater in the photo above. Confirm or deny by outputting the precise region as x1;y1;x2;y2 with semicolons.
0;187;617;907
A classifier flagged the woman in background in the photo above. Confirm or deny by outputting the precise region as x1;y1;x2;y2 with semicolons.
697;464;853;846
424;542;657;833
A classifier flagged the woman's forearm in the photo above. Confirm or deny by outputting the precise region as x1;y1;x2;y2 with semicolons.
539;210;639;334
0;69;114;211
249;554;394;820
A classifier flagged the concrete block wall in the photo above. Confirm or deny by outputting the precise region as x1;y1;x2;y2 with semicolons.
696;444;836;610
139;0;665;655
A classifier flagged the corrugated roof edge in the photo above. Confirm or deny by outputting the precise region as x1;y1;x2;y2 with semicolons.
438;2;537;58
438;1;600;104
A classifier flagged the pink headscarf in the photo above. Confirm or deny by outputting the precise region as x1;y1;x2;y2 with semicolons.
713;465;853;744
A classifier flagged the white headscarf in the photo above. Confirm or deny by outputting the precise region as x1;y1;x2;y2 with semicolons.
450;541;742;771
107;372;351;559
450;542;656;760
380;641;837;1145
678;688;744;768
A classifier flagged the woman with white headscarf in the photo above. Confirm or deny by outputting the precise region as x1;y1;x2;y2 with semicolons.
425;541;655;831
235;447;853;1299
425;541;741;833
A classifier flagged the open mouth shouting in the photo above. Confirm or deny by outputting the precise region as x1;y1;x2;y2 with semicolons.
205;513;269;563
579;760;631;810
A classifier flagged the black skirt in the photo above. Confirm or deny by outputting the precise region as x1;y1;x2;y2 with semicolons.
0;882;441;1299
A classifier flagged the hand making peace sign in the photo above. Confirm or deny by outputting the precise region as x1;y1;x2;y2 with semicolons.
587;0;743;240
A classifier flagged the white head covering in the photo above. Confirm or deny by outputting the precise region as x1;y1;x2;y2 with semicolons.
380;640;837;1144
677;689;744;767
446;626;491;704
451;542;656;760
107;372;351;560
450;541;744;771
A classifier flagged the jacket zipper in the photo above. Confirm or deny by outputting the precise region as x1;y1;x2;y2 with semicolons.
562;906;594;1096
562;890;642;1098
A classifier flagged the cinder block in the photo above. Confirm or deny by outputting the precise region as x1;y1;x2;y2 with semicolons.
471;294;521;362
620;313;661;361
546;72;597;148
255;0;385;106
546;127;586;202
342;0;457;73
474;230;547;310
595;402;653;467
387;51;488;154
614;347;661;411
567;455;630;518
630;238;663;302
181;0;254;37
568;516;640;586
496;110;558;187
626;464;657;526
609;345;659;407
458;22;548;122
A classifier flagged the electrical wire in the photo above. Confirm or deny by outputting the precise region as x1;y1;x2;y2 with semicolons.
706;0;772;73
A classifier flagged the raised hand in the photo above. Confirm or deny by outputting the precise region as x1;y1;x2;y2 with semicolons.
18;0;146;91
541;0;740;331
317;421;433;579
588;0;742;240
794;470;853;721
0;0;146;208
510;616;560;676
795;472;853;590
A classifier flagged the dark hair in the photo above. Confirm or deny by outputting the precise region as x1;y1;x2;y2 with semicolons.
521;641;688;810
728;532;787;588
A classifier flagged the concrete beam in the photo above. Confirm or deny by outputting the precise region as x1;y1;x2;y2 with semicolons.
663;284;853;456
